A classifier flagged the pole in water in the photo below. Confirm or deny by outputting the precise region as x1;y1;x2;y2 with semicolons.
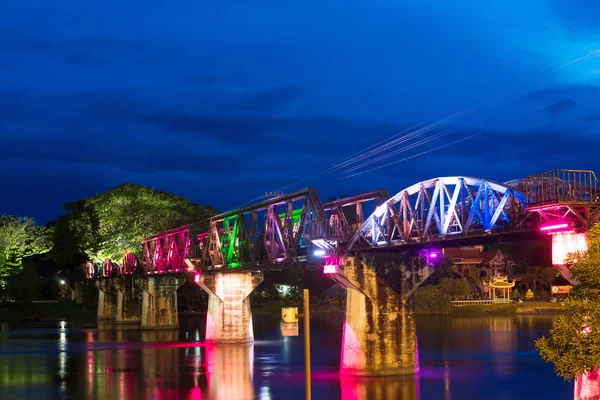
304;288;311;400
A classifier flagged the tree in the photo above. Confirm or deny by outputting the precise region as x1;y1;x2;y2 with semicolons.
0;216;52;279
512;288;521;300
413;285;452;315
536;222;600;383
51;183;217;265
439;277;470;299
539;267;559;293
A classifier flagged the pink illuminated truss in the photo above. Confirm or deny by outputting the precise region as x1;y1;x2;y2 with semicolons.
540;222;570;232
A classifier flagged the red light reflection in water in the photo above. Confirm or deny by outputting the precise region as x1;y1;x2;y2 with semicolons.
188;387;204;400
340;375;420;400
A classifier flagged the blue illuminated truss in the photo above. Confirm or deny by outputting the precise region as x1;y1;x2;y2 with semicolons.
347;176;529;249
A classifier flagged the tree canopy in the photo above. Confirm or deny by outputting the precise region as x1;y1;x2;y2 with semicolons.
0;215;52;279
536;222;600;381
51;183;217;264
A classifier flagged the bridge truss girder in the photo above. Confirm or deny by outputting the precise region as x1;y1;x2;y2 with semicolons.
142;225;199;274
204;188;327;269
347;177;529;250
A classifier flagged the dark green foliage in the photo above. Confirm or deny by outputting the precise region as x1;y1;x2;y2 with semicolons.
439;277;470;298
539;267;559;290
3;261;41;303
413;285;452;315
0;216;52;279
536;300;600;380
536;222;600;380
51;183;218;265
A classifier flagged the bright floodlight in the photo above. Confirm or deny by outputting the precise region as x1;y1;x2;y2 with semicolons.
324;264;338;274
429;253;438;258
59;280;66;285
313;249;326;257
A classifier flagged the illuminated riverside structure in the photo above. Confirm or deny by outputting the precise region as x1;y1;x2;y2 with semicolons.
83;169;600;376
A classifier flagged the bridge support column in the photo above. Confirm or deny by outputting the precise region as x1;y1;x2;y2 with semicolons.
329;254;427;376
196;272;264;344
113;276;140;325
96;280;116;321
136;276;183;329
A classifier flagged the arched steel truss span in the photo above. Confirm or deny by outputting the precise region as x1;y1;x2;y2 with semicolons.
347;176;529;250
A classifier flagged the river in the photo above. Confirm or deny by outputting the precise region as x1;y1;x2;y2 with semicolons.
0;315;571;399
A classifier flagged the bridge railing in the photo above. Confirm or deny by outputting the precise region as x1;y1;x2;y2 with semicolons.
451;299;513;306
517;169;600;205
306;218;354;241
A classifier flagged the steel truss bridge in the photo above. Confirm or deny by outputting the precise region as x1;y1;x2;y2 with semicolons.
83;169;600;278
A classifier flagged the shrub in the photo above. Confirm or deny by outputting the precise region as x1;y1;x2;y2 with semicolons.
413;285;452;315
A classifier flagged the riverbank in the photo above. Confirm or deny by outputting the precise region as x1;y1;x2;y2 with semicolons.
448;301;564;316
0;298;563;325
0;301;96;324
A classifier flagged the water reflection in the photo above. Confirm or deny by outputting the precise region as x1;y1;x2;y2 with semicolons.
0;315;571;400
340;375;419;400
79;327;256;400
206;344;255;400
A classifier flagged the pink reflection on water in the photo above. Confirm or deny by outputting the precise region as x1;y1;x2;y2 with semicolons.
340;375;420;400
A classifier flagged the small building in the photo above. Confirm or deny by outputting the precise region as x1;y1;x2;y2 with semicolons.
442;247;518;295
484;275;515;300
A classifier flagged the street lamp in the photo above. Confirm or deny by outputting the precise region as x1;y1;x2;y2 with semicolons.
59;280;66;285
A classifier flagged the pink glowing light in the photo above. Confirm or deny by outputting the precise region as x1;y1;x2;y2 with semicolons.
576;369;600;400
552;232;588;265
194;273;201;283
540;222;569;232
324;264;338;274
429;253;438;258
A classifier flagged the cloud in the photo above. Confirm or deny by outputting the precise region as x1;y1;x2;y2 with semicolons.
66;53;109;66
231;85;303;111
551;0;600;33
544;98;575;116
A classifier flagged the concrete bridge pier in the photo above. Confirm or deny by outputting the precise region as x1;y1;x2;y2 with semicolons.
196;271;264;344
136;276;184;329
96;280;116;321
113;276;141;325
328;253;429;376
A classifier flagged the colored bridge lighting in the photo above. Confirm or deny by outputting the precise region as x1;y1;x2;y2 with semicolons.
429;253;438;258
194;273;200;283
313;249;326;257
540;222;569;231
324;264;338;274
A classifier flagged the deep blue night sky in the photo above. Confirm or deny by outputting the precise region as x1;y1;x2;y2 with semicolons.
2;1;600;223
